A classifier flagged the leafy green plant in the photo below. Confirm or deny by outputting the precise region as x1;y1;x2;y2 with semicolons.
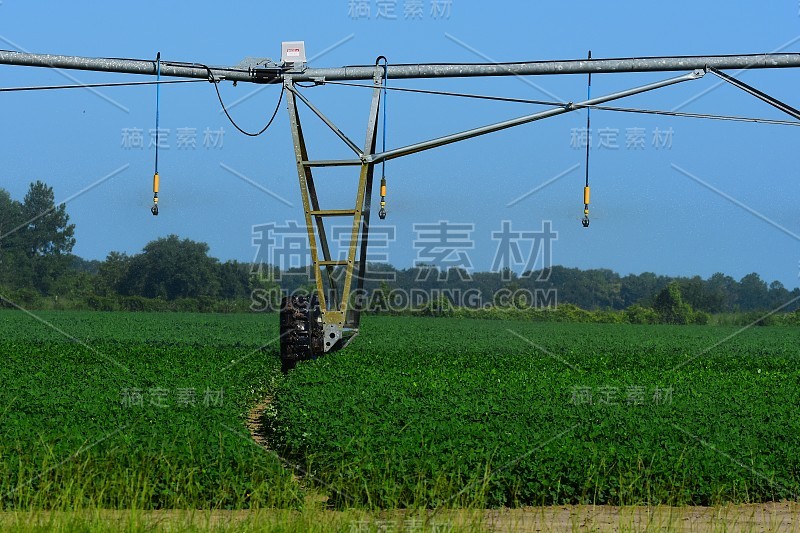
271;317;800;508
2;311;799;513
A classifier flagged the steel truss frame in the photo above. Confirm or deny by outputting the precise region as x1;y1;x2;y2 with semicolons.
283;68;707;351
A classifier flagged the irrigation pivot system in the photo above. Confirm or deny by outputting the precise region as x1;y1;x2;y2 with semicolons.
1;44;799;370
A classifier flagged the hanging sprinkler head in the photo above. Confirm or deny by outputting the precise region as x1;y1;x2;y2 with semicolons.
581;185;590;228
581;50;592;229
151;171;159;216
377;57;389;221
378;176;387;220
151;52;161;217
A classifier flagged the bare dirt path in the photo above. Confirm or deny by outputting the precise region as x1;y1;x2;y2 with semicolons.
245;394;310;496
3;503;798;531
482;501;799;531
245;396;271;448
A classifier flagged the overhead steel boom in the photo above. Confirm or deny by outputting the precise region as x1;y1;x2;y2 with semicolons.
2;50;800;82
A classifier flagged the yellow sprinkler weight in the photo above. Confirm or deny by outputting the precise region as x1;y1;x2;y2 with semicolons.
151;172;159;216
151;52;162;217
378;176;387;220
582;186;590;227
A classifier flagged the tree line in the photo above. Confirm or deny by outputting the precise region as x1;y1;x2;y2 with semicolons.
1;182;798;318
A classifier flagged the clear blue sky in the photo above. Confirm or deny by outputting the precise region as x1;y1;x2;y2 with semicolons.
1;1;798;288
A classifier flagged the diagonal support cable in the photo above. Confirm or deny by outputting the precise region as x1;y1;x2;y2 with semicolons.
369;69;705;164
708;66;800;121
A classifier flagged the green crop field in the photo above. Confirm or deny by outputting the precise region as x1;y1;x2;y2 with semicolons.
0;311;301;512
1;311;799;522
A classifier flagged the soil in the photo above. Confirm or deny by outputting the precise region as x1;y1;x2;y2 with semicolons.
246;396;271;448
3;504;797;531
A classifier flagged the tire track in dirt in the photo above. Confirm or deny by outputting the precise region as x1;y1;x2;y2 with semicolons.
246;393;325;503
246;396;272;448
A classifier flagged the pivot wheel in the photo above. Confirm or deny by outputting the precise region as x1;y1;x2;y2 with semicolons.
279;294;323;372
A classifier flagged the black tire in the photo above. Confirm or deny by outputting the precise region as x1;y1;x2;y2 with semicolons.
279;294;322;371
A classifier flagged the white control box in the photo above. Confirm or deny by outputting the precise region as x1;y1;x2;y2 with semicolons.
281;41;307;65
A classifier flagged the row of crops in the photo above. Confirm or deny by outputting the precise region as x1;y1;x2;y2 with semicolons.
0;312;301;509
1;311;799;510
270;318;800;507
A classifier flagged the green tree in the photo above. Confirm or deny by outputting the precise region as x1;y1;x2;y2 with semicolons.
20;181;76;257
708;272;739;312
620;272;665;308
15;182;76;294
768;280;790;309
653;282;694;324
0;189;24;288
51;269;95;304
121;235;220;300
95;251;131;296
369;280;392;312
217;260;251;299
678;276;706;310
739;272;769;311
624;304;659;324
